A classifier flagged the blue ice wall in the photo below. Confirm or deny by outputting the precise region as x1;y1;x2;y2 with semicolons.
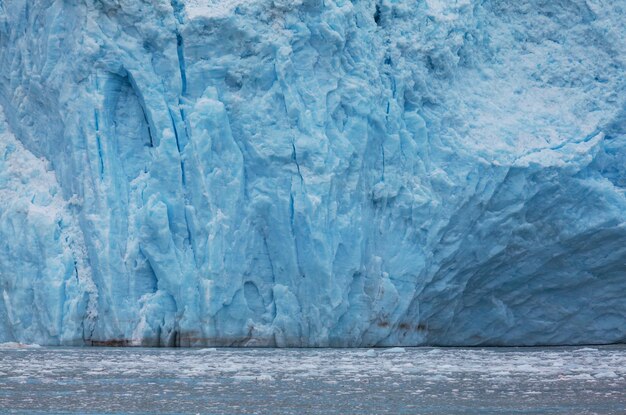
0;0;625;346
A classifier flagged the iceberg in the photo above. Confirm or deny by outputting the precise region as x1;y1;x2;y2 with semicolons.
0;0;625;346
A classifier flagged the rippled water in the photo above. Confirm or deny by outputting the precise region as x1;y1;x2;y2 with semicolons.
1;345;625;414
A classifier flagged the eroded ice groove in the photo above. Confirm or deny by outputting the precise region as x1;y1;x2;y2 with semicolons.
0;0;625;346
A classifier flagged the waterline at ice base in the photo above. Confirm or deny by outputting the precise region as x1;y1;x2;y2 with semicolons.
0;0;625;347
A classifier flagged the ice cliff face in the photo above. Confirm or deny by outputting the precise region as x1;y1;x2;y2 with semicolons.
0;0;625;347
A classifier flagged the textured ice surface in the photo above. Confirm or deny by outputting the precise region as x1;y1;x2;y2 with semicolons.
0;0;625;346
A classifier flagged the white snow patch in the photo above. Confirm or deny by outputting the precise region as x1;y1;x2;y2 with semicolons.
184;0;247;19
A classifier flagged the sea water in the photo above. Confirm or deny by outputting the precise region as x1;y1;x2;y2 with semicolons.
1;346;625;414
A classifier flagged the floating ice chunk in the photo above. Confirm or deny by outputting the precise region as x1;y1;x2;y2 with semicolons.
365;349;377;357
233;374;274;382
382;347;406;354
196;348;218;353
566;374;595;381
593;371;618;379
0;342;41;349
573;348;599;353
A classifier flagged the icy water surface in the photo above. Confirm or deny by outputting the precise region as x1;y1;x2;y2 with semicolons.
1;346;625;414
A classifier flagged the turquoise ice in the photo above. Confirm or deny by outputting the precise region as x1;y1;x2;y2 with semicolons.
0;0;625;346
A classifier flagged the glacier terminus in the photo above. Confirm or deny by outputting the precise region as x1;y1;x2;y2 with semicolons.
0;0;625;347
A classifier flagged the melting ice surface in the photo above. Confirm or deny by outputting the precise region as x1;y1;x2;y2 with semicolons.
1;346;626;414
1;0;626;347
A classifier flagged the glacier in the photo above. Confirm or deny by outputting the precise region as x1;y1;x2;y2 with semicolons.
0;0;625;347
